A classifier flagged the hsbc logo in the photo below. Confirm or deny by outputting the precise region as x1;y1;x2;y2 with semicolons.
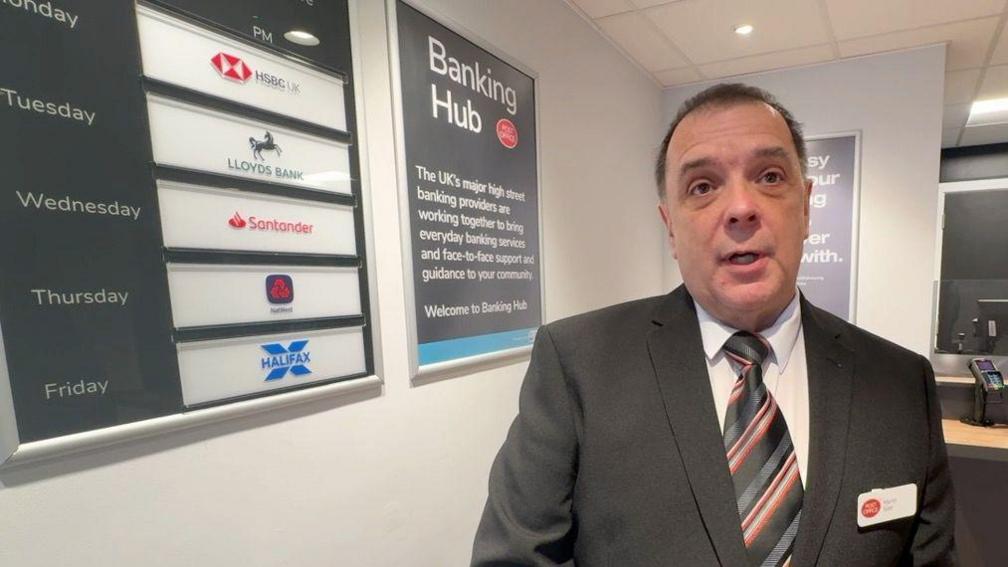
210;52;301;94
210;52;252;82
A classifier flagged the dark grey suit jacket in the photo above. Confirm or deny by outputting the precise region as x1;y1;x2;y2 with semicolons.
472;286;955;566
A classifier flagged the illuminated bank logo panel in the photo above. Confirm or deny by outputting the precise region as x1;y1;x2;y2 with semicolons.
136;5;345;130
0;0;371;448
138;3;369;410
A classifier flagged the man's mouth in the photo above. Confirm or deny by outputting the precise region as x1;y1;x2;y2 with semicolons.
726;252;762;265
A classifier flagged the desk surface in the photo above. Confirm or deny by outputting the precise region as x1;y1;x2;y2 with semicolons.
942;419;1008;461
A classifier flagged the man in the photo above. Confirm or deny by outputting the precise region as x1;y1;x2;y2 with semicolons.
472;84;955;566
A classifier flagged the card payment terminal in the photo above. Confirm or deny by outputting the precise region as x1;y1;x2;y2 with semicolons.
963;358;1007;426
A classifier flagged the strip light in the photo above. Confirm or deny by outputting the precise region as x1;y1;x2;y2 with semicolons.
967;98;1008;126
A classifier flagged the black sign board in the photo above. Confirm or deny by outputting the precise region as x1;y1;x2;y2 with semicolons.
395;1;542;369
0;0;371;452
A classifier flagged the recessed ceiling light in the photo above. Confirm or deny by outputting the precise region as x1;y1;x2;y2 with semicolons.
284;30;320;46
734;24;754;36
967;98;1008;127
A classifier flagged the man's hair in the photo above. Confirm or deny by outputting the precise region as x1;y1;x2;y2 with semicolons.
654;83;807;198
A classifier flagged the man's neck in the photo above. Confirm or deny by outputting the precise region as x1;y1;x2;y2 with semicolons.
696;290;798;333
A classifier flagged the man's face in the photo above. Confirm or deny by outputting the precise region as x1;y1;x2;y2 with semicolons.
658;102;812;331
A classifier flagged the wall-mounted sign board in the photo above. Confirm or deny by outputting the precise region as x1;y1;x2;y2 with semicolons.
389;0;543;377
0;0;376;467
798;133;861;322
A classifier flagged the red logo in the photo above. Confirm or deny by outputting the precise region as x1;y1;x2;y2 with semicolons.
266;275;294;304
225;212;314;234
496;118;518;149
861;499;881;518
211;52;252;82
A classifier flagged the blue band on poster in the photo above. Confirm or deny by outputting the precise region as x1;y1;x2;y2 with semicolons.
418;328;537;365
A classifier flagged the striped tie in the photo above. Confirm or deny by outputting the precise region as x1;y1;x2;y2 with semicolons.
722;332;803;567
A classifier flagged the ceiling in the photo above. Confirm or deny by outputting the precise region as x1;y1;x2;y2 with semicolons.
566;0;1008;148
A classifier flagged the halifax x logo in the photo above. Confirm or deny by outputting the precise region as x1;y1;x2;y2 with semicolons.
260;340;312;381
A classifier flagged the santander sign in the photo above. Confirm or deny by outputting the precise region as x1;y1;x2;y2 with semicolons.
227;212;313;234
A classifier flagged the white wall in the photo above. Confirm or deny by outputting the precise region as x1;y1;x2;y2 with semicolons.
0;2;666;566
662;46;946;355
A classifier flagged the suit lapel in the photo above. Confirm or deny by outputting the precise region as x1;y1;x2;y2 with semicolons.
791;297;854;566
647;287;749;566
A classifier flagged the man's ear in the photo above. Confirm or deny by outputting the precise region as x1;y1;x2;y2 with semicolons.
657;200;678;259
802;178;813;239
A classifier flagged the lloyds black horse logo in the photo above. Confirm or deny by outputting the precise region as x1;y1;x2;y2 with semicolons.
250;131;282;161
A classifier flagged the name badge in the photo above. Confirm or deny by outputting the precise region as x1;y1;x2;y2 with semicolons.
857;484;917;527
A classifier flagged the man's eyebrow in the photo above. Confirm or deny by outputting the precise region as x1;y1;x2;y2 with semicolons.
678;157;716;178
753;146;790;161
676;147;793;178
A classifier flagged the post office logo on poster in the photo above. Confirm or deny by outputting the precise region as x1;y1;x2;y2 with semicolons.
496;118;518;149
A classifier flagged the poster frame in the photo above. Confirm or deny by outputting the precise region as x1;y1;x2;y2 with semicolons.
386;0;546;380
804;130;862;324
0;0;385;468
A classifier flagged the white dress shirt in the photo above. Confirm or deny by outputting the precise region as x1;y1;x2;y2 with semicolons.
694;293;810;488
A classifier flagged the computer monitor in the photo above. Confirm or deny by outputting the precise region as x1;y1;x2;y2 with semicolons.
976;299;1008;354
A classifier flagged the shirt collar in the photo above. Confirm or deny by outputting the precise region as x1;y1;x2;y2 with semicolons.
695;291;803;371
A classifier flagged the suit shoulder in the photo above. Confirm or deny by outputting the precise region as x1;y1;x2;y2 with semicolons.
542;295;664;345
810;303;925;364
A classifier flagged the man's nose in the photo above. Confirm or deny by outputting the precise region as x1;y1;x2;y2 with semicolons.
724;181;759;228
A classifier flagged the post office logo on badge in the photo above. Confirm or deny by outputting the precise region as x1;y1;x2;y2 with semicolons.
861;498;881;518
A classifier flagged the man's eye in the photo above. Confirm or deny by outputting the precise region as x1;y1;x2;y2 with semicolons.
688;182;713;196
760;171;783;184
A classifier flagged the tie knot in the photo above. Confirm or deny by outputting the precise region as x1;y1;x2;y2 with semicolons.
723;331;769;366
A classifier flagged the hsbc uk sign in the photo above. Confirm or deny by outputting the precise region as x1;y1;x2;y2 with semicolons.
211;52;301;94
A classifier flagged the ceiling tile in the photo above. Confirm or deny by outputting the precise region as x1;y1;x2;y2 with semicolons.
597;11;690;70
978;64;1008;100
943;103;973;129
570;0;635;19
825;0;1006;41
992;25;1008;64
960;122;1008;146
629;0;680;7
944;69;982;104
643;0;830;65
654;66;703;86
697;44;834;79
942;127;962;148
837;17;1001;71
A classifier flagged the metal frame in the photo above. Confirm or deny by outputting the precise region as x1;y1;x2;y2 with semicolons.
385;0;546;380
0;0;385;468
0;318;18;464
348;0;385;381
804;131;862;324
0;376;381;469
930;177;1008;379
